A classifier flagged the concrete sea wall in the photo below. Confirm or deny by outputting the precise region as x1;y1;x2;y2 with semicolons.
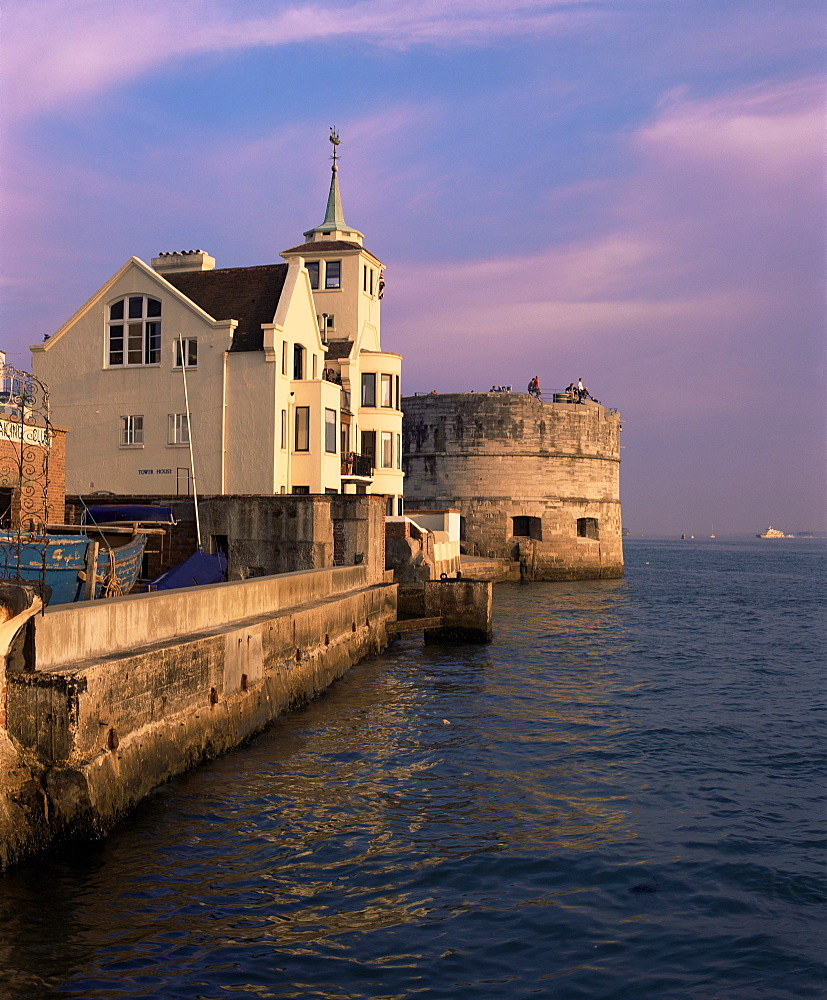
403;393;623;581
1;566;395;870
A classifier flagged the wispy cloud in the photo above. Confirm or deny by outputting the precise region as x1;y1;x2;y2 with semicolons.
388;75;824;409
2;0;600;121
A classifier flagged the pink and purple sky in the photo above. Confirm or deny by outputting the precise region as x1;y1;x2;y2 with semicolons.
1;0;823;535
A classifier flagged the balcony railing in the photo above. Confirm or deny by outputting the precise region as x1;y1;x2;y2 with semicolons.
341;452;373;477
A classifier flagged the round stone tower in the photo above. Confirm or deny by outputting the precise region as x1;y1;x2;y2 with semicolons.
402;392;623;580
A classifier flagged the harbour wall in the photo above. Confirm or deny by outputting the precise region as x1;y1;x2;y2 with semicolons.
403;393;623;581
0;566;396;870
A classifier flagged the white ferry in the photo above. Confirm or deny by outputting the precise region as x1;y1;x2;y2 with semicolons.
757;526;787;538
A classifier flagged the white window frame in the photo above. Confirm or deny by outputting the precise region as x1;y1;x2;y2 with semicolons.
381;374;393;408
361;372;376;407
294;406;310;452
168;413;189;445
120;414;144;446
108;296;161;367
173;338;197;369
381;431;393;468
324;260;341;289
325;408;337;454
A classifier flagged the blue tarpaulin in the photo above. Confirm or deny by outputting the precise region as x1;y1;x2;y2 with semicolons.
150;550;227;591
84;505;176;524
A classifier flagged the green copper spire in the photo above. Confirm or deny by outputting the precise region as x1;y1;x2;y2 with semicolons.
319;128;346;231
302;128;364;244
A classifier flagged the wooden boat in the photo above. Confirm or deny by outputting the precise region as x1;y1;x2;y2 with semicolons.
0;529;147;605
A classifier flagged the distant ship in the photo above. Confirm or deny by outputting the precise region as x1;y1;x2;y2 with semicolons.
757;526;787;538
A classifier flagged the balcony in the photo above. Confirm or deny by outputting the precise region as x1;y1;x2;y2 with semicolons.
341;452;373;480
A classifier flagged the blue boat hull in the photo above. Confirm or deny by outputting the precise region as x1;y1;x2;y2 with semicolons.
0;532;147;605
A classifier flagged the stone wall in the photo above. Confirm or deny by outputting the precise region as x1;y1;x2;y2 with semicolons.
1;566;395;867
402;392;623;581
66;493;387;584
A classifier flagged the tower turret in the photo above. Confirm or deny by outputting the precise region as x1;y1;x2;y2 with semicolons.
282;129;383;350
302;129;364;245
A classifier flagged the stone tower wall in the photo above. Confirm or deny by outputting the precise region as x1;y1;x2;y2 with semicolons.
402;393;623;580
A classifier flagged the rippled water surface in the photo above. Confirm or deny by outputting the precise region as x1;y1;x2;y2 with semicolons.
1;539;825;999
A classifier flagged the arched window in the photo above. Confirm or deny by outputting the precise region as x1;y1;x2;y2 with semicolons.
108;296;161;366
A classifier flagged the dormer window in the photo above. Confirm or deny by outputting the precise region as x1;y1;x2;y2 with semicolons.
325;261;341;289
108;296;161;366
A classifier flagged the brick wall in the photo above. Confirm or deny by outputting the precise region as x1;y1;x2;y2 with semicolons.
0;425;66;527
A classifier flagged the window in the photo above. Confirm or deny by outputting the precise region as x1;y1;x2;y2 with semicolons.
120;415;144;446
293;344;305;380
325;408;337;453
281;409;287;449
341;421;350;453
512;515;542;540
312;355;317;379
292;486;310;495
173;338;197;369
0;371;34;406
395;375;400;410
282;341;288;375
396;433;402;469
381;374;393;407
361;430;376;466
306;261;320;289
325;260;341;289
397;497;403;516
361;372;376;407
362;266;374;295
369;269;374;295
168;413;189;445
386;497;394;516
381;432;393;468
108;296;161;366
294;407;309;451
577;517;599;540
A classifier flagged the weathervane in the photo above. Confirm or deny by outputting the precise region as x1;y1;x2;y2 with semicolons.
329;127;340;168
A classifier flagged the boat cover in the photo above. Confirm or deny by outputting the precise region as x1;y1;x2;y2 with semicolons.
150;550;227;591
84;505;177;524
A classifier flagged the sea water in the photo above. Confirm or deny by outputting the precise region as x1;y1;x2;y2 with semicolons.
1;538;824;999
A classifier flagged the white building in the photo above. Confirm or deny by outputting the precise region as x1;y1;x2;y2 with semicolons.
30;134;404;514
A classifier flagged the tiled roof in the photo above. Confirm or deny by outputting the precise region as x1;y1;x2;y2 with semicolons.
163;264;288;352
281;240;364;255
325;340;355;360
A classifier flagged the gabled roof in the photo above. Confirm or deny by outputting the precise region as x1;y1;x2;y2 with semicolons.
164;264;288;352
282;240;364;255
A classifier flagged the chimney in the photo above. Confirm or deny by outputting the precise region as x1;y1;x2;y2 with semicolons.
151;250;216;274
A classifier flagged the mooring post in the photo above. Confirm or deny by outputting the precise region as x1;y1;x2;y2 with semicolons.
83;540;99;601
423;578;493;643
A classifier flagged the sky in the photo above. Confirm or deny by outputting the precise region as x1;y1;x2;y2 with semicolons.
0;0;823;536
